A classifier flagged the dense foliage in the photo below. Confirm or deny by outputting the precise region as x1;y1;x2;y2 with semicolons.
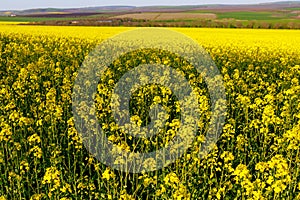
0;26;300;199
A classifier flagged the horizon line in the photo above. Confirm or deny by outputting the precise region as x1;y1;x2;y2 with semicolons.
2;0;300;11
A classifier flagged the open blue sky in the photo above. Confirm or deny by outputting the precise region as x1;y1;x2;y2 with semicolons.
1;0;299;10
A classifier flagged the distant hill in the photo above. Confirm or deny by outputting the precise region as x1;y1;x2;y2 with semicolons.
1;1;300;16
0;6;137;16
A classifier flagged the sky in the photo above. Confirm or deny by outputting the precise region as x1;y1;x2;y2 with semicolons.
0;0;299;10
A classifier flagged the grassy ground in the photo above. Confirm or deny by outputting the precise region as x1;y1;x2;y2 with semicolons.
285;7;300;11
0;16;81;22
0;15;107;22
216;12;282;20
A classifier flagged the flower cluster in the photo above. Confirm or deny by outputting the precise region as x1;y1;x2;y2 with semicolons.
0;25;300;199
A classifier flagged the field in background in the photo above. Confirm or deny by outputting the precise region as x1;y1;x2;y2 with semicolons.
0;24;300;199
1;2;300;28
1;23;300;42
110;13;217;20
0;16;88;22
